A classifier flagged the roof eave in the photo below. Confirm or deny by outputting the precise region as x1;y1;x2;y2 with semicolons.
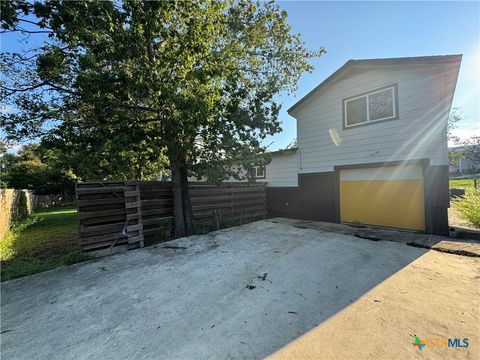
287;54;463;116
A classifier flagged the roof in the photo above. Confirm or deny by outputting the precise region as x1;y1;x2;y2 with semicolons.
269;147;298;156
288;54;463;115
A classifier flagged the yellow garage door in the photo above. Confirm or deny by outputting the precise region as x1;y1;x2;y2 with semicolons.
340;164;425;231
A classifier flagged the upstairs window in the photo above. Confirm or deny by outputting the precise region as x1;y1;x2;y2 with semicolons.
254;165;266;179
343;84;398;128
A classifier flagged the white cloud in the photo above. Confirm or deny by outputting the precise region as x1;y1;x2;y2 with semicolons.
449;125;480;147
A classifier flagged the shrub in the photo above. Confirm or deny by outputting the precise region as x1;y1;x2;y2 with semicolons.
151;219;173;243
14;191;29;220
194;223;210;235
452;188;480;227
220;217;245;229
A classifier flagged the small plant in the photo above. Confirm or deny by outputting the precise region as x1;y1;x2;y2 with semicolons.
452;188;480;228
220;216;245;229
151;219;173;243
62;251;91;266
14;191;29;220
194;223;210;235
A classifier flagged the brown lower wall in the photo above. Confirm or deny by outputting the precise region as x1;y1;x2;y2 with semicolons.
266;188;301;218
424;165;450;235
299;172;336;222
266;163;450;236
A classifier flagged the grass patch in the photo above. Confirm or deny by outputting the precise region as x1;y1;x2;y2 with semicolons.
0;207;90;281
452;188;480;228
449;178;477;189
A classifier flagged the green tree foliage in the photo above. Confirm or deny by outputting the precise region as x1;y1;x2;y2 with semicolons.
452;188;480;228
0;143;76;194
1;0;323;236
447;107;462;144
461;135;480;168
449;148;465;168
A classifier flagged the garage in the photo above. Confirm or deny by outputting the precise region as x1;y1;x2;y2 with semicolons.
339;164;425;231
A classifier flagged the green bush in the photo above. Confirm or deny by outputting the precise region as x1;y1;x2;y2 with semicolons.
14;191;29;220
452;188;480;227
220;217;245;229
151;219;173;243
194;222;210;235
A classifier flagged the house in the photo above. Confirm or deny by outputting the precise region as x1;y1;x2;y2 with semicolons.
449;145;480;174
261;55;462;235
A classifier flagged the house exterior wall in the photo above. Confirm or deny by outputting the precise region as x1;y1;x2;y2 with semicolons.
266;60;460;236
189;152;298;185
258;151;299;187
293;65;457;173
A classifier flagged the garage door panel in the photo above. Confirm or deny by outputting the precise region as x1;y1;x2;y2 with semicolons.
341;206;425;230
341;180;424;209
340;166;425;231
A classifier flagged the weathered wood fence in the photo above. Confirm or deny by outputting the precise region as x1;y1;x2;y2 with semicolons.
76;180;266;253
0;189;38;241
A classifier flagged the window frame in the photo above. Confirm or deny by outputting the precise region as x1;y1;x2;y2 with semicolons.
254;165;266;179
343;84;399;129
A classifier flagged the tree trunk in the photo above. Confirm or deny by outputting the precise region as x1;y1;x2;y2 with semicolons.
180;165;195;235
171;154;186;237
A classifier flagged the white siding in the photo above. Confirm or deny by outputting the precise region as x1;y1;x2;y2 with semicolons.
293;64;457;173
258;152;299;187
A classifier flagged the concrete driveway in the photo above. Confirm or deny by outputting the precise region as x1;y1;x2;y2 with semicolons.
1;220;478;359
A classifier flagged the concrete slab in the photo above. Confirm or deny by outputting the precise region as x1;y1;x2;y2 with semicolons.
269;250;480;360
268;217;480;256
1;220;477;359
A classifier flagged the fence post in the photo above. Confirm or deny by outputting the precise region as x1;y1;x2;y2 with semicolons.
123;180;144;249
213;209;220;231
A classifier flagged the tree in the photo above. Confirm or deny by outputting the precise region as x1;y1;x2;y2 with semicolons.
0;143;76;194
1;1;323;237
0;140;6;156
286;138;298;149
461;135;480;169
0;141;7;188
449;148;465;168
447;107;462;144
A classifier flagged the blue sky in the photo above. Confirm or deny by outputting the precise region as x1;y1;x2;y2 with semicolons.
266;0;480;150
1;1;479;151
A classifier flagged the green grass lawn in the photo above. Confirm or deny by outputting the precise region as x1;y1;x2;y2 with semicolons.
0;207;90;282
449;178;478;189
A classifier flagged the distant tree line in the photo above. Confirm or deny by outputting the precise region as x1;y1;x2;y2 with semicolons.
448;108;480;169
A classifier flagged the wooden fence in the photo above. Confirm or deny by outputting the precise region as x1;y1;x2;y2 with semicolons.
0;189;38;241
76;180;266;253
